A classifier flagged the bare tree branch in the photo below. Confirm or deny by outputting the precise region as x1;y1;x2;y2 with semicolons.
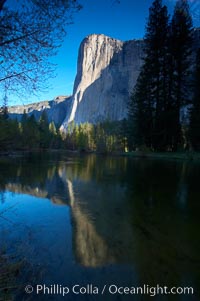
0;69;39;82
0;30;40;47
0;0;82;101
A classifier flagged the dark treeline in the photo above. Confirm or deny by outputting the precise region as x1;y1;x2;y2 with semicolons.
128;0;200;152
0;108;128;153
0;110;61;151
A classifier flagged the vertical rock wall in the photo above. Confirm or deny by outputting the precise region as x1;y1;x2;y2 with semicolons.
60;34;144;131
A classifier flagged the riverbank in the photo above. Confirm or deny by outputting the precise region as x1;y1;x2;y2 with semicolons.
1;148;200;161
121;151;200;161
0;253;22;300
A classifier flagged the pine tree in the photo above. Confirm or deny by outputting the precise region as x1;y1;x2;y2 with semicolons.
128;66;154;150
39;111;50;148
189;48;200;151
49;121;57;148
49;121;57;136
118;119;128;152
0;94;9;120
128;0;169;151
145;0;170;150
170;0;193;150
25;115;40;149
21;110;28;124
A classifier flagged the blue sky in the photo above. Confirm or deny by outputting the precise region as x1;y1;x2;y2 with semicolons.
10;0;200;105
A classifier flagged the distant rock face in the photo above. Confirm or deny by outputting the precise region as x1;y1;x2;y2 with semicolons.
60;34;144;131
8;96;72;127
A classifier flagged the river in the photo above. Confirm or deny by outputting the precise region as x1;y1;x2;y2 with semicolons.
0;153;199;300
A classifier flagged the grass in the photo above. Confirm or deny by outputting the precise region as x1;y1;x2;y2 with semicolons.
0;252;23;301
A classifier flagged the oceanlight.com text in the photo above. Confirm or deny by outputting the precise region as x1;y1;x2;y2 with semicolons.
25;283;194;297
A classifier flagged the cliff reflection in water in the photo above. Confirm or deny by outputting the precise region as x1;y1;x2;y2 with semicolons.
0;154;200;291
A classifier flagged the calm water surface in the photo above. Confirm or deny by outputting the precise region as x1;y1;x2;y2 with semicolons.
0;153;200;301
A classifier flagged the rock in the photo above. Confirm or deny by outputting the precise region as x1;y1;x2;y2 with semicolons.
8;30;200;130
60;29;200;131
8;95;72;127
60;34;144;131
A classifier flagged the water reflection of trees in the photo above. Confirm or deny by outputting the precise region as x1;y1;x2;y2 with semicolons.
0;154;200;292
0;156;68;204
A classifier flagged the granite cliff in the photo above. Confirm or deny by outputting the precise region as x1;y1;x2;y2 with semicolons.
8;30;200;130
60;34;144;131
60;30;200;131
8;95;72;127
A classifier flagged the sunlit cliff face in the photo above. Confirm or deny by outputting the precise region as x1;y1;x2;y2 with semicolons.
60;34;144;131
60;29;200;132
